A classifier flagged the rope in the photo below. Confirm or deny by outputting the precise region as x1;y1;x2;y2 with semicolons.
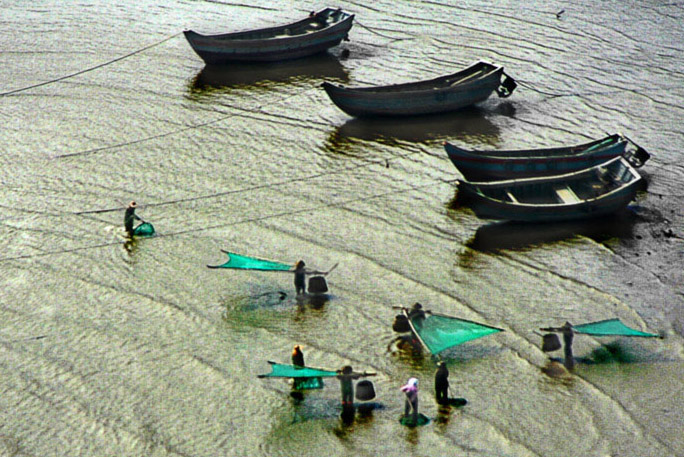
355;20;411;42
54;86;319;159
75;146;427;215
0;32;182;97
517;80;683;101
157;178;452;238
0;177;453;263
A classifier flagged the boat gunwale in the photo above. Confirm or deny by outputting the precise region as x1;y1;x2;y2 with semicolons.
460;156;639;188
322;61;502;95
185;8;353;42
444;134;626;160
458;157;642;209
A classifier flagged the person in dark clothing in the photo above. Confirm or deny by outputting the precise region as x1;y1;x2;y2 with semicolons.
294;260;307;294
336;365;362;407
435;361;449;405
561;322;575;370
124;201;141;236
292;260;327;295
407;302;426;324
292;345;304;367
290;345;318;392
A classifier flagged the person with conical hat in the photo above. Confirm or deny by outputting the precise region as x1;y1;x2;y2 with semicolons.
400;377;420;423
124;201;142;236
434;361;449;405
291;345;304;367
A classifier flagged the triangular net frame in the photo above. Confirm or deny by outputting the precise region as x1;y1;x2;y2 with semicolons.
407;311;503;355
573;319;659;338
257;362;338;379
209;251;292;271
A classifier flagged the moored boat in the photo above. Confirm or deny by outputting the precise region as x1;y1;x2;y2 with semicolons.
184;8;354;64
445;133;650;181
322;60;517;117
457;156;644;222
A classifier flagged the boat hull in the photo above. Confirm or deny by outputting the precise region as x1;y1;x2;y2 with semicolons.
322;61;511;117
184;8;354;64
457;157;643;222
445;135;629;181
461;183;640;222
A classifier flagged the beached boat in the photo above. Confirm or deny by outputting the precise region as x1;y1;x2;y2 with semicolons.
321;60;517;117
184;8;354;64
445;133;651;181
457;156;643;222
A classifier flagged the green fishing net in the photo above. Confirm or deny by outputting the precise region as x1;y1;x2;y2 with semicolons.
258;362;338;378
210;251;292;270
573;319;659;337
399;413;430;427
132;222;155;237
293;377;325;390
410;314;503;354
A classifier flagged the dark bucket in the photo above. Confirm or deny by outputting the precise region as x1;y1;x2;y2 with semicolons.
307;276;328;293
542;333;561;352
392;314;410;332
355;380;376;401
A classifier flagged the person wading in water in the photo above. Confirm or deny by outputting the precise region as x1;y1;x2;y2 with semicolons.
124;201;141;236
292;260;328;295
434;361;449;405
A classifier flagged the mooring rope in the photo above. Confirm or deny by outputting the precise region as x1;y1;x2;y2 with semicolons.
517;79;682;101
0;177;453;263
74;146;428;215
53;85;320;159
0;32;182;97
355;20;411;42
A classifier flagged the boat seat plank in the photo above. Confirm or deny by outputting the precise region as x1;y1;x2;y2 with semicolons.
555;186;580;204
447;70;486;87
506;191;518;203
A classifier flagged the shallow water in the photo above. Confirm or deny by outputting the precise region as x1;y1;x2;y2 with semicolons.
1;1;683;456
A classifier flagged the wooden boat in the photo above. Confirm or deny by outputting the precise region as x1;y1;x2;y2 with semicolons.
445;133;650;181
321;60;517;117
184;8;354;64
457;156;643;222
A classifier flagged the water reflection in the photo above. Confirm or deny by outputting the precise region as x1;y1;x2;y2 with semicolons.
324;107;501;153
189;54;349;92
296;293;331;310
581;341;665;364
465;210;638;252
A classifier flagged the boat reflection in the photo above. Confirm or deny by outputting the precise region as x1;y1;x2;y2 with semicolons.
189;54;349;92
466;209;638;252
325;106;501;153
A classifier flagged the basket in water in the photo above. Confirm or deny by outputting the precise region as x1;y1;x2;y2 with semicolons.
307;276;328;293
542;333;561;352
392;314;410;332
355;380;376;401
